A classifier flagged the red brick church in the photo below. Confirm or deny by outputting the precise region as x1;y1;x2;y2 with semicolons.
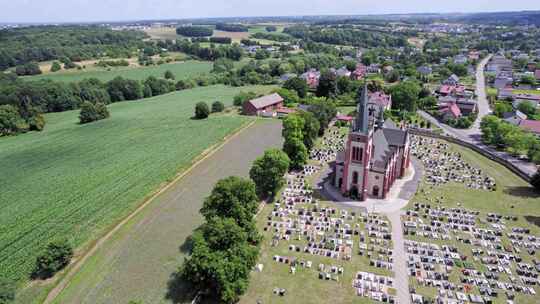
333;85;410;201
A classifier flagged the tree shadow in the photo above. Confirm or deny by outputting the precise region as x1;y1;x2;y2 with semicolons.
178;235;194;254
165;270;199;304
503;186;540;199
524;216;540;228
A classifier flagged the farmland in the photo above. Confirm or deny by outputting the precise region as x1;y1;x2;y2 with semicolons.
0;84;273;290
47;120;283;304
24;60;212;83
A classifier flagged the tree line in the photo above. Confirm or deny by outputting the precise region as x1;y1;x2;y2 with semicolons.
0;26;146;71
176;26;214;37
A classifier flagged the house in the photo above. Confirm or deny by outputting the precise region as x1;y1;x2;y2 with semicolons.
417;66;432;76
497;88;514;100
503;110;527;126
443;74;460;86
468;51;480;61
336;66;351;78
527;62;537;72
300;69;320;89
438;95;477;115
438;85;466;97
243;93;284;116
518;120;540;136
279;73;297;82
454;54;468;65
486;54;513;73
439;102;462;121
493;77;513;90
333;85;410;201
336;114;354;125
369;91;392;111
351;64;367;80
535;69;540;81
367;64;381;74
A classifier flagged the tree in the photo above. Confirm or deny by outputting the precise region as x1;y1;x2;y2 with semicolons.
201;177;259;234
0;277;16;304
212;58;234;73
308;100;337;135
233;91;256;107
79;101;109;124
50;61;61;72
316;70;337;98
195;102;210;119
283;77;308;98
33;239;73;279
176;26;213;37
517;101;537;117
211;101;225;113
418;96;437;110
275;88;299;106
384;70;400;83
249;149;290;198
265;26;277;32
15;62;42;76
283;136;308;170
390;81;421;112
493;102;513;118
164;70;175;80
297;111;320;151
0;105;29;136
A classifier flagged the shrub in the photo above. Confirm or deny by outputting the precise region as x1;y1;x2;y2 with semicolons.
211;101;225;113
209;37;232;44
32;239;73;279
194;102;210;119
164;70;175;80
50;61;62;72
0;277;16;304
233;91;257;107
79;101;109;124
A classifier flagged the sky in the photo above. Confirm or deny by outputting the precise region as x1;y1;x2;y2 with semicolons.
1;0;539;23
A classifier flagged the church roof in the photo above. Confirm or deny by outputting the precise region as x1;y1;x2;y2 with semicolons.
371;129;392;172
382;128;408;147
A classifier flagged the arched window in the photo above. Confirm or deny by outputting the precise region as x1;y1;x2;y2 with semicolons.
352;171;359;184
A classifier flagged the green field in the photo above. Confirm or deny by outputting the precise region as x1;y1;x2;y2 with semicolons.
0;85;273;286
23;60;212;83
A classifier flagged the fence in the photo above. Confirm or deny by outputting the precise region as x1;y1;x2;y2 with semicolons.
409;129;533;183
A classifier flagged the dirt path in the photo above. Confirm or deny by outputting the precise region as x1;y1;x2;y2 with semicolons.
45;119;282;304
387;211;410;304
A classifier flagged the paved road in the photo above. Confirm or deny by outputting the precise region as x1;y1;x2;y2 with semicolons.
51;120;283;304
418;55;537;177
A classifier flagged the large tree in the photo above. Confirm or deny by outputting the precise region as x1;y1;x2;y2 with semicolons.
283;77;308;98
32;239;73;279
316;70;337;98
283;136;308;170
389;80;421;112
249;149;290;198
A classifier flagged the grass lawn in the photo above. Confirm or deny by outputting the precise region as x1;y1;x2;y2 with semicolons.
0;85;274;288
23;60;212;83
407;141;540;304
513;89;540;96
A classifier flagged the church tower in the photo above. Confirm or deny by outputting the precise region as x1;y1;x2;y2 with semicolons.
341;84;373;201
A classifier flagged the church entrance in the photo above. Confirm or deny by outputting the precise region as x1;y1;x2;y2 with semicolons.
350;186;359;200
372;186;380;197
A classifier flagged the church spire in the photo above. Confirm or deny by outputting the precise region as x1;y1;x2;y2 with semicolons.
354;83;369;134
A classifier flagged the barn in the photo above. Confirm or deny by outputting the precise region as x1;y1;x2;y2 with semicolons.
242;93;284;116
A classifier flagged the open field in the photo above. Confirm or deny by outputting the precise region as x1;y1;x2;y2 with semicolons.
144;27;181;40
24;60;211;83
212;30;250;43
0;85;273;293
406;140;540;304
513;89;540;95
47;120;283;304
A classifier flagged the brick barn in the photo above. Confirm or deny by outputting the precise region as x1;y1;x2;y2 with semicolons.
242;93;284;116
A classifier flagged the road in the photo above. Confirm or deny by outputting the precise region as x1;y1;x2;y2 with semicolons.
49;120;283;304
418;55;537;177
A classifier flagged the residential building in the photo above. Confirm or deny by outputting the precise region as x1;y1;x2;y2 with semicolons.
300;69;321;89
443;74;460;86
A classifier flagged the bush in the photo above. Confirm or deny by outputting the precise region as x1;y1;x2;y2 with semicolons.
233;91;256;107
0;277;16;304
79;101;109;124
195;102;210;119
0;105;29;136
32;239;73;279
164;70;175;80
209;37;232;44
211;101;225;113
50;61;62;72
265;26;277;32
15;62;42;76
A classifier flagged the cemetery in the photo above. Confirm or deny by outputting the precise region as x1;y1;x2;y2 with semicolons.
242;125;539;304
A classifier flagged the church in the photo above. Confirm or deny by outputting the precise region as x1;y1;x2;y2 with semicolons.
333;86;411;201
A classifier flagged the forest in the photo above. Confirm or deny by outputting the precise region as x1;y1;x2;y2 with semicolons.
0;26;146;71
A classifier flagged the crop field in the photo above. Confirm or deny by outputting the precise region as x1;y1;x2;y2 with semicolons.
48;120;283;304
24;60;212;83
0;85;273;288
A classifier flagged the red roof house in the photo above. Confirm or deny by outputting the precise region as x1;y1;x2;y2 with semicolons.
519;120;540;135
351;64;367;80
368;92;392;110
439;102;462;121
243;93;284;116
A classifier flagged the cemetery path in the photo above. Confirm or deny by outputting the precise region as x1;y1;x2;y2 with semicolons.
387;211;410;304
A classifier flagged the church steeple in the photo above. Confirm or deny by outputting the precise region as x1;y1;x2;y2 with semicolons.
354;83;369;134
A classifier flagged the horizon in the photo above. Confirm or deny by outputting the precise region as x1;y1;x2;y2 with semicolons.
1;0;539;24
